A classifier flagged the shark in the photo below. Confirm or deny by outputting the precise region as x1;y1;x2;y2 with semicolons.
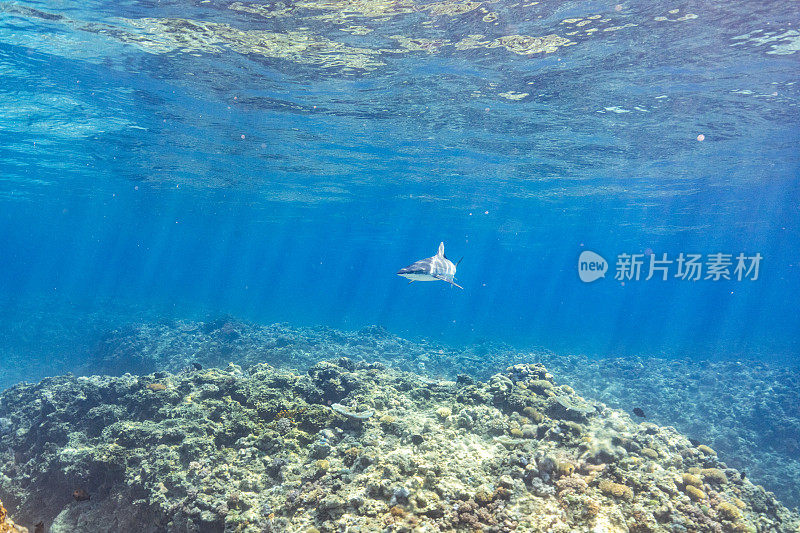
397;242;463;289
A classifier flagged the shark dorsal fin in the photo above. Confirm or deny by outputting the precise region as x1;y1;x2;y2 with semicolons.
438;242;445;257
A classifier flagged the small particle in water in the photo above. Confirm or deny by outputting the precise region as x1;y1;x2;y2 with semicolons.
697;134;705;141
615;4;623;11
644;247;653;256
73;489;91;502
633;407;646;418
240;134;246;140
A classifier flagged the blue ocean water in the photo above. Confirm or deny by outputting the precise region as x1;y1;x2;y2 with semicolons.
0;0;798;367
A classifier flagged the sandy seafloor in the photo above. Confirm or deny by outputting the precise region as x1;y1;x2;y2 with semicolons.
0;316;798;532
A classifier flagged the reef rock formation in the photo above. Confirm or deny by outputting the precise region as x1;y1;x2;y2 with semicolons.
0;360;797;532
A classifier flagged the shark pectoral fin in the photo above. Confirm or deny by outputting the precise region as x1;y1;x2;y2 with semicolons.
433;274;464;290
455;257;463;267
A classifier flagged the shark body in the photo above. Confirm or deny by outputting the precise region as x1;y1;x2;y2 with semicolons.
397;242;463;289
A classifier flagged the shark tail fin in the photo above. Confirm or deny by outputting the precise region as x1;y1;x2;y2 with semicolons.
438;242;445;257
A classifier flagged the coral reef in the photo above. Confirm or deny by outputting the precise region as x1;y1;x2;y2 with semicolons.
0;359;797;532
0;499;26;533
74;318;800;509
529;352;800;510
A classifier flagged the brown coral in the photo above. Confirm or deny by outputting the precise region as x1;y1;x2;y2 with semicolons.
697;444;716;456
598;480;634;501
389;505;405;517
0;499;24;533
682;473;703;487
640;447;659;459
701;468;728;485
556;475;588;496
716;501;742;521
522;406;544;422
685;485;707;501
